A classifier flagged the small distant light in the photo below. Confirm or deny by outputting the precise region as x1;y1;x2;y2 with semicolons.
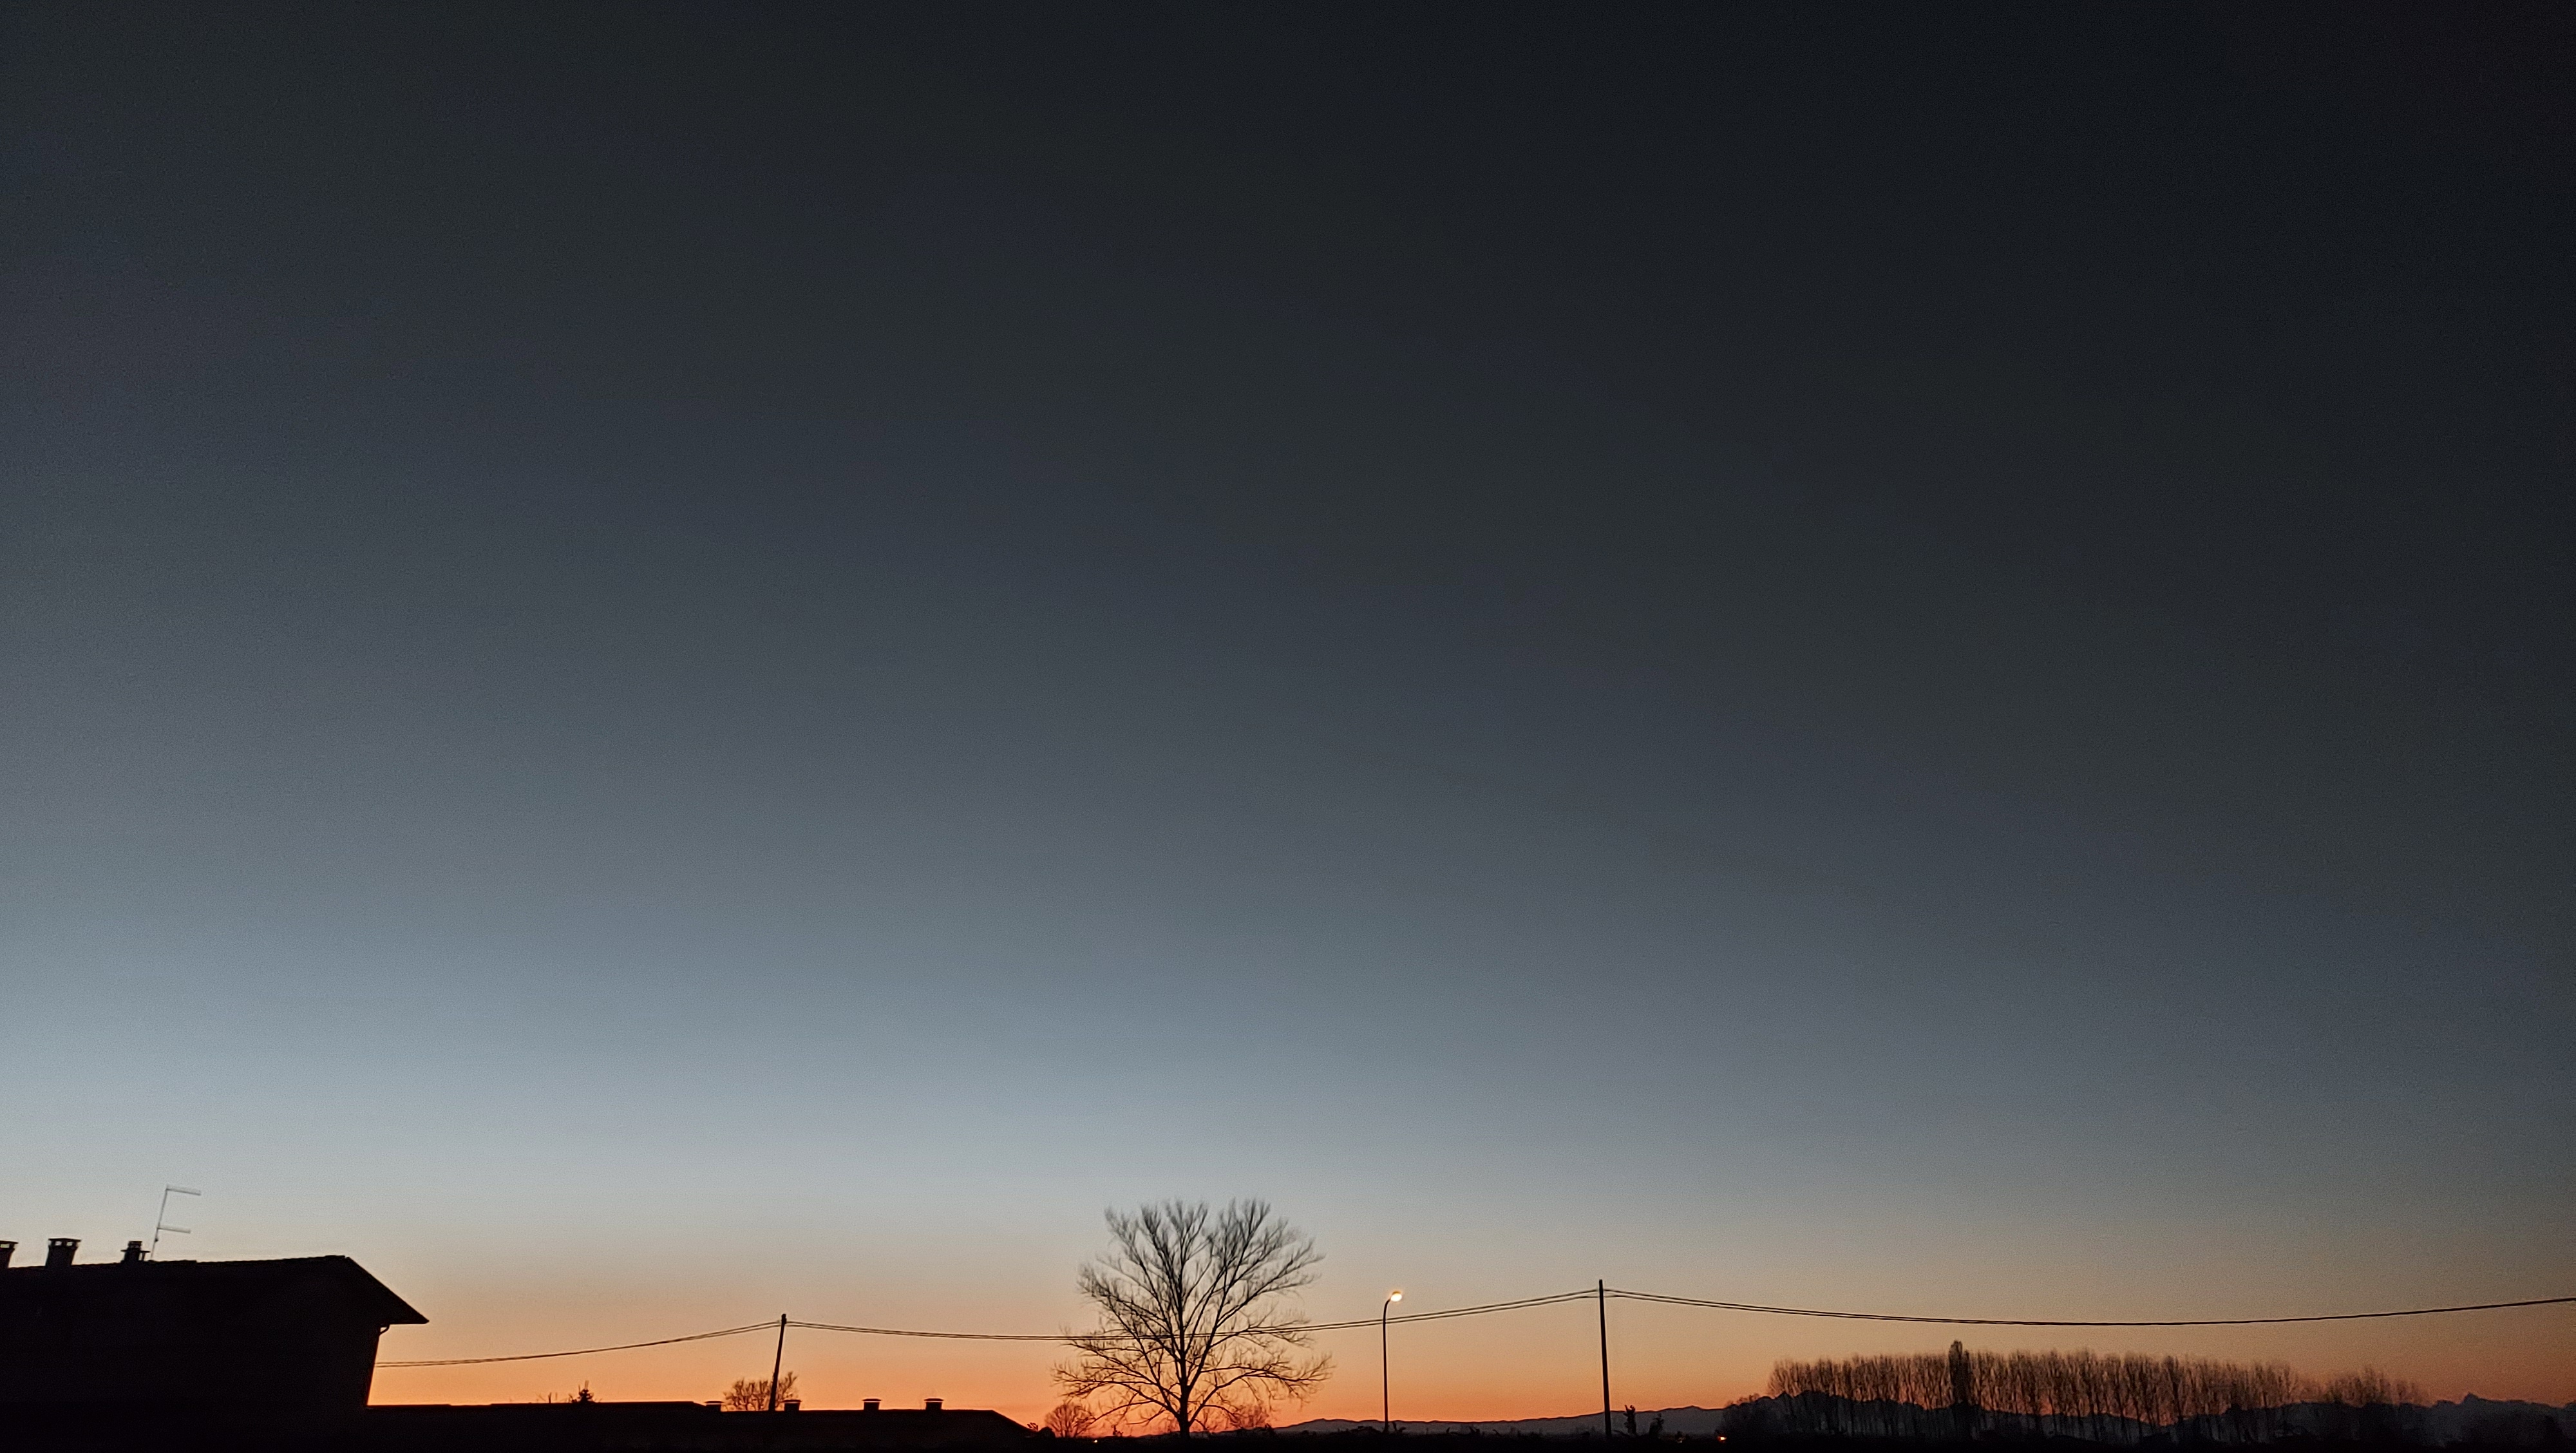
1387;1291;1403;1302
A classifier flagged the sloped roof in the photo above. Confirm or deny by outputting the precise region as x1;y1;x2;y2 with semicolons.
0;1254;427;1325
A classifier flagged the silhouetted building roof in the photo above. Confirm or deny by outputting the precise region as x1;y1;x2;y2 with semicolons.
0;1248;426;1414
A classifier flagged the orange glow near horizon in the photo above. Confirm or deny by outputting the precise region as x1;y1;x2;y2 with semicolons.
370;1296;2576;1419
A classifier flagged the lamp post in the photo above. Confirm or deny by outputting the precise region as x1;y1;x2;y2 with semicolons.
1381;1291;1403;1432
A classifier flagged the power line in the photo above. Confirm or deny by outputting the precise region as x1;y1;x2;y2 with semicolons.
788;1319;1065;1343
377;1285;2576;1367
1607;1289;2576;1327
1300;1289;1598;1333
374;1293;1606;1366
785;1290;1600;1343
379;1321;778;1367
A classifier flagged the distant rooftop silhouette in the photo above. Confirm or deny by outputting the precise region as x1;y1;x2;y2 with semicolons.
365;1402;1039;1450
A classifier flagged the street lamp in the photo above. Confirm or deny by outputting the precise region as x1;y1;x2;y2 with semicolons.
1381;1291;1403;1432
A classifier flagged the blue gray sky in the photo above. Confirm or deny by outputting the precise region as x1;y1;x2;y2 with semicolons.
4;1;2571;1415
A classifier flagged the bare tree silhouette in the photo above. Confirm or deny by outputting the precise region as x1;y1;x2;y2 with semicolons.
1055;1199;1331;1438
722;1371;797;1412
1042;1400;1101;1438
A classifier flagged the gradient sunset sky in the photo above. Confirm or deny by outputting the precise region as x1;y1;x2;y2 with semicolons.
4;2;2571;1420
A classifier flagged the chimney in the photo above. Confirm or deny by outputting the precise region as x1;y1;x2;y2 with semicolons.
782;1400;801;1413
0;1241;15;1269
925;1399;943;1412
863;1400;880;1412
46;1238;78;1268
121;1240;146;1264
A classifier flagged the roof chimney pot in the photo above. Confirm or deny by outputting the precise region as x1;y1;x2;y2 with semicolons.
45;1238;78;1268
121;1240;146;1264
0;1241;15;1269
925;1399;943;1411
863;1400;880;1411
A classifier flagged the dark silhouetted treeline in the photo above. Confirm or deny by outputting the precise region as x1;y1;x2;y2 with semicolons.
1757;1344;2432;1443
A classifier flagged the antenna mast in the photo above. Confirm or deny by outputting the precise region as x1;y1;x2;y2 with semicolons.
149;1186;201;1259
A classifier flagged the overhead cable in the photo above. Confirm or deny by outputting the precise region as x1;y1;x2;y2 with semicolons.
379;1320;777;1367
377;1285;2576;1367
788;1319;1062;1343
789;1290;1598;1342
1607;1288;2576;1327
1296;1289;1599;1333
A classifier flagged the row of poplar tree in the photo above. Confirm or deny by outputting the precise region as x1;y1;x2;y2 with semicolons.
1762;1344;2424;1443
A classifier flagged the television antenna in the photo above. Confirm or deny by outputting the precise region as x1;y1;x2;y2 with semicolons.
149;1186;200;1259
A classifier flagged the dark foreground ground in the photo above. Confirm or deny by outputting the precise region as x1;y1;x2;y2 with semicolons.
5;1410;2561;1453
0;1400;1036;1451
1219;1437;2552;1451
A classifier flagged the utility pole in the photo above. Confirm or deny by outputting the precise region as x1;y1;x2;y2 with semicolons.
768;1313;788;1412
1598;1281;1611;1439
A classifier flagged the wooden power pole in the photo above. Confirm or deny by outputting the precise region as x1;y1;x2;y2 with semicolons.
768;1313;788;1412
1598;1281;1612;1438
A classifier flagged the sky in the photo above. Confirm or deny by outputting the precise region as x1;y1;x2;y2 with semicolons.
3;0;2572;1421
